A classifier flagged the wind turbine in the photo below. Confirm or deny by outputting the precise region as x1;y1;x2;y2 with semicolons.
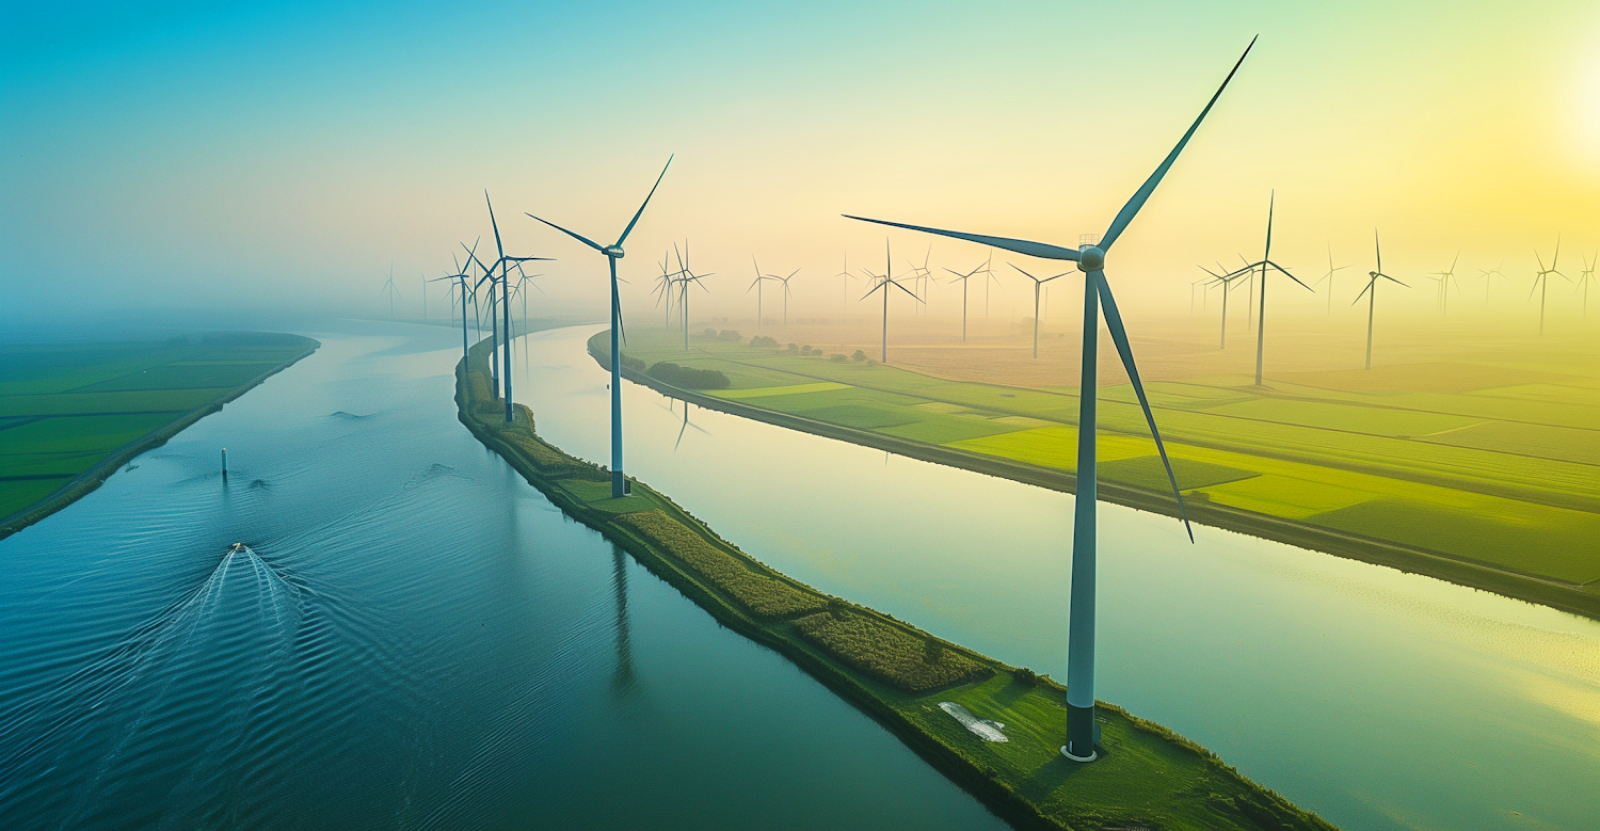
509;263;544;336
834;252;854;312
527;156;673;497
1354;230;1408;369
859;238;922;362
430;244;478;363
943;260;988;341
381;264;401;319
1531;237;1567;336
906;245;933;315
771;267;801;326
674;241;712;350
1430;252;1461;315
748;257;782;329
1311;244;1349;314
1579;254;1597;318
845;36;1256;761
1200;264;1247;349
654;254;681;327
1011;264;1070;358
1233;191;1312;386
1479;262;1506;307
462;192;553;423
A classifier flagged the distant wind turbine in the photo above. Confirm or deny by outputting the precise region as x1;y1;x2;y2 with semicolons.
747;257;782;329
527;156;674;497
430;244;477;363
381;264;401;319
1430;252;1462;315
1200;264;1246;349
771;267;801;326
1531;237;1567;336
845;35;1256;762
1011;264;1070;358
1479;262;1506;307
943;260;989;341
834;252;854;312
674;241;712;350
1233;191;1312;386
462;193;552;423
1311;244;1349;314
1354;230;1408;369
859;238;922;362
1579;254;1597;318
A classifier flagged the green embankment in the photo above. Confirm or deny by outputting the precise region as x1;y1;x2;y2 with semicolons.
456;337;1335;831
604;329;1600;620
0;333;319;537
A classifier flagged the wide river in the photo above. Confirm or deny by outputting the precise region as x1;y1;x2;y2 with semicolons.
514;324;1600;831
0;321;1011;830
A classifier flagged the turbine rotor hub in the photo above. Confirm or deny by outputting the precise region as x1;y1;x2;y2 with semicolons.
1077;245;1105;272
604;245;625;258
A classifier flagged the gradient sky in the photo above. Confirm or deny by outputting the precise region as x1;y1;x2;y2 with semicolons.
4;0;1599;328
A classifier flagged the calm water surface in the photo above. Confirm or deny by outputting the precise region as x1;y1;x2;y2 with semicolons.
516;324;1600;831
0;321;1010;830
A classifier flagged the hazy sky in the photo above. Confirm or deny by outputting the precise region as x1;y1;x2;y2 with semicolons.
4;0;1599;329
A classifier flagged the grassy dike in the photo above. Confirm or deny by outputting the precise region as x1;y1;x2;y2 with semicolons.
1;334;319;539
455;337;1336;831
601;334;1600;621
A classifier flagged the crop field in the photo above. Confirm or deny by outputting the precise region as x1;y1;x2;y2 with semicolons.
615;327;1600;601
0;334;315;522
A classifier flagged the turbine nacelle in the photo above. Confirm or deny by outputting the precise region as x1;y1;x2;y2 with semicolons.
603;245;625;258
1077;245;1106;273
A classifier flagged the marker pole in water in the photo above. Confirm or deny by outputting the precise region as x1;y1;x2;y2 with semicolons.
221;448;228;480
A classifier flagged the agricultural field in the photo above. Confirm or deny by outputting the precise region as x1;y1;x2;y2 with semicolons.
613;327;1600;604
0;334;317;525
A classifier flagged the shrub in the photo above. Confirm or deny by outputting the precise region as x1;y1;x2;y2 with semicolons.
647;361;731;390
1014;667;1038;687
703;327;717;337
793;610;989;692
801;344;813;355
828;353;847;363
718;329;742;341
750;335;779;348
617;511;829;618
851;350;866;362
786;343;799;353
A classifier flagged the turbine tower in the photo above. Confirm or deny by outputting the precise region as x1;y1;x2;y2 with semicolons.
1200;264;1247;349
675;241;712;350
1429;252;1461;315
1479;262;1505;307
430;246;476;363
1355;230;1408;369
844;36;1256;761
1531;237;1567;336
859;238;922;362
772;267;801;326
527;156;673;497
1011;264;1070;358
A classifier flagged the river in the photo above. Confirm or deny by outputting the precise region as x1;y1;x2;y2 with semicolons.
0;321;1011;830
515;324;1600;831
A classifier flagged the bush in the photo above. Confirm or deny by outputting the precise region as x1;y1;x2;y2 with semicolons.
801;344;813;355
786;343;799;353
828;353;847;363
718;329;742;341
618;511;828;618
1014;667;1038;686
703;327;717;337
851;350;866;362
648;361;731;390
793;609;989;692
750;335;779;348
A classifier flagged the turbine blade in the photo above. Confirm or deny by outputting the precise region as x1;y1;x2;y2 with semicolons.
485;191;505;259
616;155;674;247
1351;279;1373;306
1099;36;1257;251
1268;260;1313;291
1093;271;1192;541
859;282;887;302
891;279;923;302
842;215;1081;261
526;213;604;252
1380;273;1408;288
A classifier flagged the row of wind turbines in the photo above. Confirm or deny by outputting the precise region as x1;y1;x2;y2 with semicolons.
386;34;1581;766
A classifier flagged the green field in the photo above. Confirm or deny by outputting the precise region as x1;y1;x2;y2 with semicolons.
0;334;317;525
457;339;1335;831
607;329;1600;609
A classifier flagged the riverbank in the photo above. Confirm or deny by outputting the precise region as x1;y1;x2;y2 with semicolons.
456;335;1335;831
0;333;319;539
601;329;1600;621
